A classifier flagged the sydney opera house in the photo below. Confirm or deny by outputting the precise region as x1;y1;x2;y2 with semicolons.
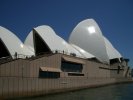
0;19;132;99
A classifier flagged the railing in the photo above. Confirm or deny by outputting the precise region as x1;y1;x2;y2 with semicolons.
52;50;84;58
0;56;12;64
0;50;85;62
0;54;33;65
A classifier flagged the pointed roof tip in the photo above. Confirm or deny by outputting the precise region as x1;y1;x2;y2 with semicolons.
72;18;98;30
33;25;55;31
33;25;57;36
32;25;53;32
0;26;20;39
0;26;13;35
80;18;96;23
0;26;4;28
0;26;15;35
34;25;53;29
0;26;7;30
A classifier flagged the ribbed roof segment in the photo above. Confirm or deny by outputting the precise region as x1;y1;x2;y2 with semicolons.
0;26;34;58
69;19;122;63
25;25;86;58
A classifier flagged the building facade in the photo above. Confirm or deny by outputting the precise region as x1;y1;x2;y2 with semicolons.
0;19;132;99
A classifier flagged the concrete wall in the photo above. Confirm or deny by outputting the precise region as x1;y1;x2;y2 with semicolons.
0;54;62;78
0;54;130;79
84;61;110;78
0;77;132;99
110;62;131;78
0;59;30;77
0;53;132;99
29;54;62;78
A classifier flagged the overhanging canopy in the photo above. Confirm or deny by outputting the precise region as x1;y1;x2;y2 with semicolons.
40;67;61;72
62;56;85;64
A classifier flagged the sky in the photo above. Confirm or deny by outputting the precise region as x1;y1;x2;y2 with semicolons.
0;0;133;66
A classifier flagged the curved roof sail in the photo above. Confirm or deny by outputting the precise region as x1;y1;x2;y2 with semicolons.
103;36;122;60
69;19;109;63
0;26;34;58
0;19;122;63
70;44;95;59
69;19;122;64
24;25;83;57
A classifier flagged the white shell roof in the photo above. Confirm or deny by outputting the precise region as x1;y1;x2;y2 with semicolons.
0;19;122;62
70;44;95;58
24;25;83;57
69;19;109;63
69;19;122;63
104;36;122;59
0;26;34;58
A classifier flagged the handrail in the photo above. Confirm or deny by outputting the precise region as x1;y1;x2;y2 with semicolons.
0;50;86;63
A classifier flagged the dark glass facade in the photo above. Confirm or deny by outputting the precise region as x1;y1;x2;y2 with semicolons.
110;58;120;64
61;61;83;72
39;71;60;78
68;73;84;76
